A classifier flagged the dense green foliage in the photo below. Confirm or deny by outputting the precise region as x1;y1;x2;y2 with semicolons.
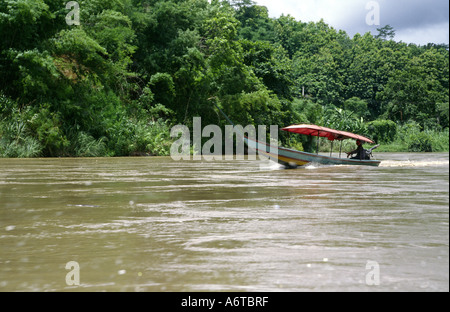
1;0;448;157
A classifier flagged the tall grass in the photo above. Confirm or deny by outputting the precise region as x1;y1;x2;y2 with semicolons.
105;117;174;157
427;128;449;152
0;119;43;158
74;132;108;157
377;125;449;153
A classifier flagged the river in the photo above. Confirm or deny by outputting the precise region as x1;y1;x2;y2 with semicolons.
0;153;448;292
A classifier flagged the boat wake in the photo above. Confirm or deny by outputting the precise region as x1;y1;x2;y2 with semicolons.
305;164;319;170
380;160;449;168
258;160;285;171
303;162;346;170
295;159;449;169
257;158;449;170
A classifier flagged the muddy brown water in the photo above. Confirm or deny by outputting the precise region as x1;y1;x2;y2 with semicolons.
0;153;448;291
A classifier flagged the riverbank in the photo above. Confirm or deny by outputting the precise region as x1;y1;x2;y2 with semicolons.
1;118;448;158
375;129;449;153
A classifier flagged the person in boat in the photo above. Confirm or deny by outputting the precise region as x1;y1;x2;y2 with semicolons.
347;140;369;160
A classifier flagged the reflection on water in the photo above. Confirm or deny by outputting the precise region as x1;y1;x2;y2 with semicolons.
0;153;448;292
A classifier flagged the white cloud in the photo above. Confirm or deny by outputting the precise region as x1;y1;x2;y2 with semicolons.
256;0;364;25
254;0;449;45
396;21;450;45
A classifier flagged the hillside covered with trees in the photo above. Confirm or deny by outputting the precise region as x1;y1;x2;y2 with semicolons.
0;0;448;157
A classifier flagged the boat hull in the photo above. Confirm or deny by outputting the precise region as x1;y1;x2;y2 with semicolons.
245;137;381;167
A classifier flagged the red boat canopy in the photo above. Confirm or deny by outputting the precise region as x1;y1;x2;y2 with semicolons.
282;124;375;144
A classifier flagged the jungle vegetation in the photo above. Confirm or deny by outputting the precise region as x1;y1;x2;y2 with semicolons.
0;0;448;157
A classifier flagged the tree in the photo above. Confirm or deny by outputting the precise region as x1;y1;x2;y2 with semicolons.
293;45;345;106
375;25;396;41
344;97;370;119
232;0;275;42
241;40;293;100
377;52;446;127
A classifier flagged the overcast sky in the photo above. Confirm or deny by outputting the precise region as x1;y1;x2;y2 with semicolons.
254;0;449;45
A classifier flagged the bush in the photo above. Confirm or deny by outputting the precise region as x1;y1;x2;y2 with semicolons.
429;128;449;152
0;135;43;158
107;117;173;156
0;93;15;116
138;119;173;156
1;95;43;157
0;115;43;158
28;105;69;156
407;131;433;152
74;132;108;157
375;121;449;152
367;119;397;143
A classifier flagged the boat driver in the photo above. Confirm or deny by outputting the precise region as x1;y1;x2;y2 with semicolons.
347;140;368;160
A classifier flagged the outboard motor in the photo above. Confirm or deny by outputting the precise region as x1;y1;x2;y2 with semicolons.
365;144;381;159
